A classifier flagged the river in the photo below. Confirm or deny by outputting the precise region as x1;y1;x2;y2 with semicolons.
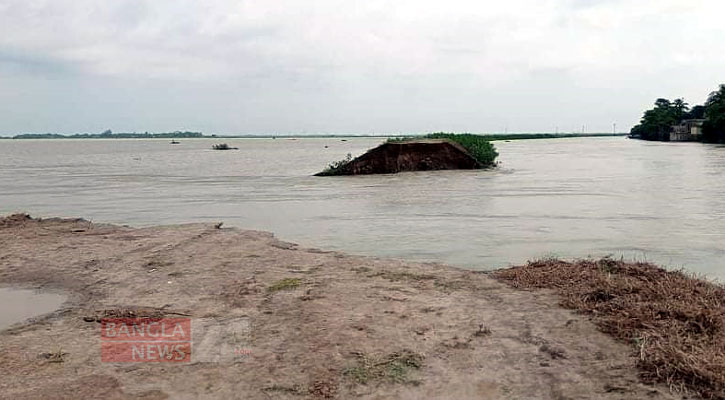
1;137;723;278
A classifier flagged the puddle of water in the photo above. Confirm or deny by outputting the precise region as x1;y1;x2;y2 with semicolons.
0;288;66;331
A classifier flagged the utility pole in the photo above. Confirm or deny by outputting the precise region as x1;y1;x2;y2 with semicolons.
613;123;617;134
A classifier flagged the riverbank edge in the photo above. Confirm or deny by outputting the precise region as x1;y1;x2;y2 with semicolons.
495;258;725;399
0;214;687;399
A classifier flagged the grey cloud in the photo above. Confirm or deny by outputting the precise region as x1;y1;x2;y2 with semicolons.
0;0;724;135
0;49;78;77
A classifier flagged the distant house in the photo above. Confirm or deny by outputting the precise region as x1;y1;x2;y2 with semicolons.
670;119;705;141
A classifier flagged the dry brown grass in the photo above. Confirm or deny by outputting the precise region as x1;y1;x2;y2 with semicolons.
493;258;725;399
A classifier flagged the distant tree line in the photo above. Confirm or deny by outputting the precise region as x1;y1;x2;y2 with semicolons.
13;130;203;139
631;84;725;142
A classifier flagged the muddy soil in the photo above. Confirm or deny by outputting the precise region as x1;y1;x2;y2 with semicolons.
0;215;680;399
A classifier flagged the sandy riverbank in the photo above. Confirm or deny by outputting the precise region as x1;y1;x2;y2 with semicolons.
0;214;681;399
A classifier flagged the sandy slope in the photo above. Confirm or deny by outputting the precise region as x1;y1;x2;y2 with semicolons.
0;215;680;399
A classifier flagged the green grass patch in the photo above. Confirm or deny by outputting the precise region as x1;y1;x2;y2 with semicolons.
344;350;424;385
267;278;302;293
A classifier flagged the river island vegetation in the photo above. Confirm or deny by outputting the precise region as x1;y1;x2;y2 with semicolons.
630;84;725;143
12;130;203;139
319;133;498;176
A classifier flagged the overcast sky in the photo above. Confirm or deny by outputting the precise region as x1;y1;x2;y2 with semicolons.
0;0;723;135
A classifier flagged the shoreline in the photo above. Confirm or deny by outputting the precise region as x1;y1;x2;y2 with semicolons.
0;214;683;399
2;133;626;140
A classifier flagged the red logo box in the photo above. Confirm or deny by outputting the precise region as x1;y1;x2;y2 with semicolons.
101;318;191;362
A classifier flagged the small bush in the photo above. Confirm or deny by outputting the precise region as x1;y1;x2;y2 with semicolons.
317;153;352;176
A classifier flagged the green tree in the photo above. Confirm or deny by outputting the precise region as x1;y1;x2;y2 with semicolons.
703;84;725;143
685;105;706;120
630;98;682;141
672;98;689;120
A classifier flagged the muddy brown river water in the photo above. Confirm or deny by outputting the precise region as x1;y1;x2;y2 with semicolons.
1;136;724;278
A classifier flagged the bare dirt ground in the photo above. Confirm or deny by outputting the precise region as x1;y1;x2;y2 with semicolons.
0;214;683;399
